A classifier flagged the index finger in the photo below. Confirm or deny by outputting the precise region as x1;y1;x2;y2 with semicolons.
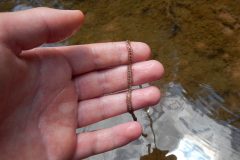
33;41;151;75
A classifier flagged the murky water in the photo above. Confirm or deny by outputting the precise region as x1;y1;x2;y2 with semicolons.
1;0;240;159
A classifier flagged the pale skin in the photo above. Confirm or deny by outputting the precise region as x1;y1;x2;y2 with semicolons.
0;8;164;160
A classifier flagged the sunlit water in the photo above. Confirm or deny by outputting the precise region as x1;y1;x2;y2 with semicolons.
1;1;240;160
78;83;240;160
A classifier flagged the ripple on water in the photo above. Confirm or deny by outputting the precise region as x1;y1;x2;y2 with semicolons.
78;83;240;160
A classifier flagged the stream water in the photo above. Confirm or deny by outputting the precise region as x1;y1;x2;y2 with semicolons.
1;0;240;159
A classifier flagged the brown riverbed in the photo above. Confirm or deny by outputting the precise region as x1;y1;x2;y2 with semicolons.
0;0;240;159
65;0;240;125
2;0;239;126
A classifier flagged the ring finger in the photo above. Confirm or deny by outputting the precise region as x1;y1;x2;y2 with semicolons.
77;86;160;127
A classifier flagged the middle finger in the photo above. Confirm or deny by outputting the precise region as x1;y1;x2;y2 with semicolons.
74;60;164;100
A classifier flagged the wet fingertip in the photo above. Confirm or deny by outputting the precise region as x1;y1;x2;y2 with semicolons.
140;42;151;59
67;9;85;22
127;122;142;139
148;86;161;105
134;42;151;61
150;60;165;79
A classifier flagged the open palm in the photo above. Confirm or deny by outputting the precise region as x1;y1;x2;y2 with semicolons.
0;8;164;160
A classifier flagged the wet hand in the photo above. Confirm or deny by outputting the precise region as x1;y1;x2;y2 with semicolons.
0;8;164;159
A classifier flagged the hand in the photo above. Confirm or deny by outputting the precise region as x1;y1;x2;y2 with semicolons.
0;8;164;160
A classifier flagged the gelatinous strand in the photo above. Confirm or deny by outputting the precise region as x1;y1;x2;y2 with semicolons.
126;40;137;121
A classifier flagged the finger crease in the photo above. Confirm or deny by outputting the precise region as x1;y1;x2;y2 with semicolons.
92;132;100;155
98;97;109;120
98;71;109;94
38;14;52;43
91;46;101;69
74;79;82;100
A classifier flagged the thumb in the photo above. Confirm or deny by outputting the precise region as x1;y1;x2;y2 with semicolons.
0;7;84;54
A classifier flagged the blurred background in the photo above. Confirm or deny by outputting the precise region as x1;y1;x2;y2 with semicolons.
1;1;240;160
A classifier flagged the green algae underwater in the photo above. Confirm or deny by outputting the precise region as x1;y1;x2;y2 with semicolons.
1;0;240;159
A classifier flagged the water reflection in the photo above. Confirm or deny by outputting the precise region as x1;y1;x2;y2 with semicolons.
167;136;215;160
78;82;240;160
152;82;240;160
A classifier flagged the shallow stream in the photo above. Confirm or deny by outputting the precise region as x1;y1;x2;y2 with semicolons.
1;0;240;159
